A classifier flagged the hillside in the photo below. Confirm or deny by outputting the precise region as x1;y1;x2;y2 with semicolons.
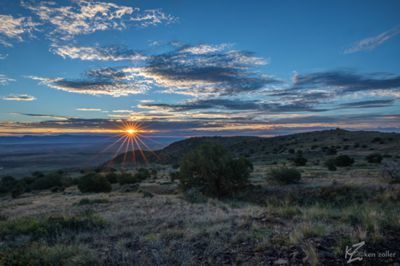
109;129;400;166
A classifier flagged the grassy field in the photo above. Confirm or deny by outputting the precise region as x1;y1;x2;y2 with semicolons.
1;160;399;265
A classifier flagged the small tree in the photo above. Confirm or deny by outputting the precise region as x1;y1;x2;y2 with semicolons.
335;155;354;167
179;143;253;198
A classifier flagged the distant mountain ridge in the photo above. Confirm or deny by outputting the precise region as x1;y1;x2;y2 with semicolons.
109;129;400;165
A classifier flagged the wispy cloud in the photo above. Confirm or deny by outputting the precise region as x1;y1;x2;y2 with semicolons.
50;44;147;61
0;74;15;86
1;94;36;101
345;26;400;54
139;98;325;113
23;0;175;42
338;99;395;109
0;14;38;47
11;113;69;120
291;70;400;94
179;44;231;55
76;108;102;112
29;75;149;97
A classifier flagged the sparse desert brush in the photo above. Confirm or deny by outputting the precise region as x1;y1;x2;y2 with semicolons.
302;241;319;266
0;212;106;241
382;161;400;183
179;142;253;198
267;167;301;184
0;244;98;266
78;173;112;193
183;188;208;203
76;198;109;205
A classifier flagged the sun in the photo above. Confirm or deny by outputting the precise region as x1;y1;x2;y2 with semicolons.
125;128;137;136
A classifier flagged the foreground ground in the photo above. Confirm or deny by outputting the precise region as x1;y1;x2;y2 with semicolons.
1;163;399;265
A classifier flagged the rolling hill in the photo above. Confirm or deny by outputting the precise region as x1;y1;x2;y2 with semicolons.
109;129;400;166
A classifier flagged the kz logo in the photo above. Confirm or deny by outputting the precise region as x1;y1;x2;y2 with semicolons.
345;241;365;264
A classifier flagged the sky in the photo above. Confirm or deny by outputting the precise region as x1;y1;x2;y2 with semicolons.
0;0;399;137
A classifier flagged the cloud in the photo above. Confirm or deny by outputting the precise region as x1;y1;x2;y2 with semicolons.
345;26;400;54
0;74;15;85
12;113;69;120
76;108;102;112
179;44;231;55
50;44;147;61
2;113;399;137
23;0;175;41
1;94;36;101
291;71;400;94
29;75;149;97
0;14;38;47
338;99;395;109
140;98;326;113
32;43;275;97
122;44;276;97
0;54;8;59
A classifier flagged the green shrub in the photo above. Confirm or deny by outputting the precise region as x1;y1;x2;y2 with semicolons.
76;198;109;205
293;155;307;166
11;182;26;198
324;159;337;171
30;174;63;191
366;153;383;164
117;173;137;185
179;143;253;198
335;155;354;167
0;176;17;193
135;168;150;181
78;174;112;193
105;172;118;184
268;167;301;184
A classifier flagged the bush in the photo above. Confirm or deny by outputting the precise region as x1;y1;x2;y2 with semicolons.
335;155;354;167
179;143;253;198
30;173;63;191
0;176;17;193
78;174;112;193
105;172;118;184
117;173;136;185
135;168;150;181
183;188;208;203
293;155;307;166
11;182;26;198
268;167;301;184
324;159;337;171
366;153;383;164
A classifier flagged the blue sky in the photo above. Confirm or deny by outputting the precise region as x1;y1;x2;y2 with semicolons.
0;0;399;136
